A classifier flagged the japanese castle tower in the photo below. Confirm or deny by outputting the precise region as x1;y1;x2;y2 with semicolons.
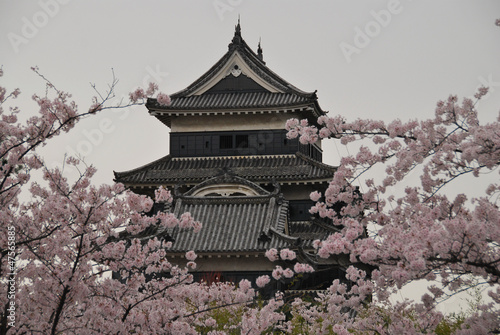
114;22;346;290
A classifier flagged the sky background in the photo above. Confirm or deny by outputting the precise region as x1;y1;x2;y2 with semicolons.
1;0;500;311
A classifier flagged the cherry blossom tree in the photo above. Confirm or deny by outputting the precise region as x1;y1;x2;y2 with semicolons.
3;46;500;333
285;86;500;333
0;68;278;334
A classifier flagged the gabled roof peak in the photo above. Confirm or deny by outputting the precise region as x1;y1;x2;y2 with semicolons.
145;22;326;122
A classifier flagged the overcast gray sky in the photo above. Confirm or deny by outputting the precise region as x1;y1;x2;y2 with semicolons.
1;0;499;185
1;0;499;312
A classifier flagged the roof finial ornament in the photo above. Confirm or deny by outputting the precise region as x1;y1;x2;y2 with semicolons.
235;15;241;35
232;15;242;45
257;37;264;62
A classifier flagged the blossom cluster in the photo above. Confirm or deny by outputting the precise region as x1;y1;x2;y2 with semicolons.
285;86;500;332
0;69;218;334
129;82;171;107
262;248;314;284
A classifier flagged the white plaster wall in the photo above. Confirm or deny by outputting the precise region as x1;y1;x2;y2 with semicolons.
170;113;292;132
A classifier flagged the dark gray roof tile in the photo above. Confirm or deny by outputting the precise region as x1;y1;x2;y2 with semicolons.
114;153;336;186
164;195;293;253
147;92;313;110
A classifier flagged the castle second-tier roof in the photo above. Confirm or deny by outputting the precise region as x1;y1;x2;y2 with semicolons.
120;175;298;254
114;152;336;187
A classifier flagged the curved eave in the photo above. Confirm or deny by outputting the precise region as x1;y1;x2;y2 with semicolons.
114;153;337;187
113;154;172;182
120;179;334;191
146;95;318;112
115;175;335;188
146;100;326;129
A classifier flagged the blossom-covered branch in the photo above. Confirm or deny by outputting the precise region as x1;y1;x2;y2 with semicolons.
1;69;274;334
285;86;500;333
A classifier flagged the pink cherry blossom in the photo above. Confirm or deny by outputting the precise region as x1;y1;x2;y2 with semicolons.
146;82;158;96
279;248;296;260
272;266;284;280
310;190;322;202
282;268;294;278
156;92;171;106
129;87;146;102
293;263;314;273
154;185;172;203
238;279;252;291
265;248;279;262
256;275;271;288
185;250;197;261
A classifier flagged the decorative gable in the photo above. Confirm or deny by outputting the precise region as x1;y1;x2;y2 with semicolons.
204;70;268;94
183;174;271;197
189;51;282;95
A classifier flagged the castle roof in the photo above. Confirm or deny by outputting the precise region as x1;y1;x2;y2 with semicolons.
112;23;349;286
113;152;336;187
126;175;298;254
146;21;326;128
168;195;293;253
